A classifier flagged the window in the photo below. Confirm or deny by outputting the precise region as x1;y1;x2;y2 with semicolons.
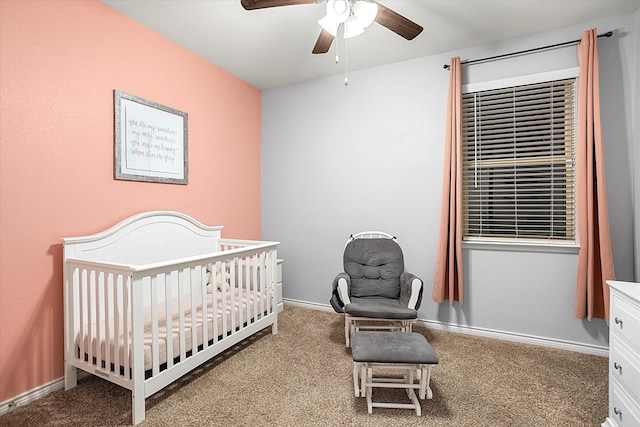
462;76;577;243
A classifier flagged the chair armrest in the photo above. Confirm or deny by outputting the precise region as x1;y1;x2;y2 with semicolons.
330;273;351;312
400;272;424;310
335;273;351;305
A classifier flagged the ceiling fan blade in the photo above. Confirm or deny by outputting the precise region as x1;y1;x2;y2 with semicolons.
312;29;334;54
374;3;423;40
241;0;317;10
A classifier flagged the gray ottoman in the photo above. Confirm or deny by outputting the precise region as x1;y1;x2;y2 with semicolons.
351;331;439;416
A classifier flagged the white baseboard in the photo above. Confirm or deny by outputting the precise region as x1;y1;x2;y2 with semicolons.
282;298;609;357
418;318;609;357
0;377;63;416
0;371;89;416
284;298;336;313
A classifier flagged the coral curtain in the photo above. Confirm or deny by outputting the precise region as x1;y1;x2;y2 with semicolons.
432;57;463;303
574;28;616;321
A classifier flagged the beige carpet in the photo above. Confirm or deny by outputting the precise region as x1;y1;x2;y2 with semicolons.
0;305;608;426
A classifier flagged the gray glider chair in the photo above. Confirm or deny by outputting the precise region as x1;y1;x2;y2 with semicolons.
330;232;424;347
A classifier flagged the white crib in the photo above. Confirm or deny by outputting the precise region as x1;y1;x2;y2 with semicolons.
62;211;279;424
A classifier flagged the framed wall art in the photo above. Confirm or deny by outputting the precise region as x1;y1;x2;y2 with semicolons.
114;90;188;184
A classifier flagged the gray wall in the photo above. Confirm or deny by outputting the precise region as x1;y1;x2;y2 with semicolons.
262;11;639;350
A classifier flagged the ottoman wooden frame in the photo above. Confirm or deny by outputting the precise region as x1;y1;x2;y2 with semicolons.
351;331;438;416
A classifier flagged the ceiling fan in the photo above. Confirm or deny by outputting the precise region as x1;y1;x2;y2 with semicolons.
240;0;423;54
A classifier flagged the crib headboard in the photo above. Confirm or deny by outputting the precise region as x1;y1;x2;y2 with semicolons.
62;211;223;266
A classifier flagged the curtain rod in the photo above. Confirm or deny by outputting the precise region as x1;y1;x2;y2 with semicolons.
443;31;612;69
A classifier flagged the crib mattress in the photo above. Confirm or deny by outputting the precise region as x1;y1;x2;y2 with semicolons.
76;288;265;373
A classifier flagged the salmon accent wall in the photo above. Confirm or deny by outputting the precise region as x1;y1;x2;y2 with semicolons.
0;1;261;402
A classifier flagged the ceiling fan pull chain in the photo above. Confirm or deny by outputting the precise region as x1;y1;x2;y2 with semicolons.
344;20;349;86
335;26;340;64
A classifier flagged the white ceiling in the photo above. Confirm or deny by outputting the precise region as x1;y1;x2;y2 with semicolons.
101;0;640;90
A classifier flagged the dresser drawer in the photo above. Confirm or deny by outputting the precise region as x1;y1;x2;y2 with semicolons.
611;339;640;405
611;294;640;355
611;386;640;427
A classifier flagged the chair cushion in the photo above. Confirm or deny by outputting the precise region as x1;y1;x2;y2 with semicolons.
351;332;439;364
344;238;404;299
345;297;417;319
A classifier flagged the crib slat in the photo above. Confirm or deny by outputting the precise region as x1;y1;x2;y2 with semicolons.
78;269;86;365
260;252;265;317
230;258;236;333
97;271;104;369
123;276;131;380
151;274;159;376
200;265;209;350
165;271;175;370
104;272;111;372
245;257;251;324
88;270;96;366
178;268;187;362
220;261;228;338
259;254;264;317
264;253;268;315
190;268;197;359
262;252;271;315
253;254;259;322
237;258;244;330
268;251;273;314
212;269;219;344
113;273;121;375
96;271;104;370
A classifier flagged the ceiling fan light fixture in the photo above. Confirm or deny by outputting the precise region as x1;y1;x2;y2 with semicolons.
344;15;365;39
318;14;339;36
352;0;378;28
325;0;350;23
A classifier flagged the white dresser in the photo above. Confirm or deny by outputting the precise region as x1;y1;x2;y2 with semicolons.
603;280;640;427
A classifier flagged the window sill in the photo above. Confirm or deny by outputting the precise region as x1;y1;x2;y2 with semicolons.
462;240;580;254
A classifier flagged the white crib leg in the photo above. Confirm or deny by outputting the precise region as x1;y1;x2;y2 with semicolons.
64;364;77;390
132;358;146;424
132;389;145;425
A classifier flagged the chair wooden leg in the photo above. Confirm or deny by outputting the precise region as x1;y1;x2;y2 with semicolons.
407;387;421;416
424;365;434;399
405;368;414;400
366;366;373;414
345;315;350;347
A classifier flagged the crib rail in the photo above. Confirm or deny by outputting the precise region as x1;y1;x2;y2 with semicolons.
63;242;278;395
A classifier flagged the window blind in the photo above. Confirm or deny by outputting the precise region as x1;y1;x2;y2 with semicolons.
462;78;577;242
